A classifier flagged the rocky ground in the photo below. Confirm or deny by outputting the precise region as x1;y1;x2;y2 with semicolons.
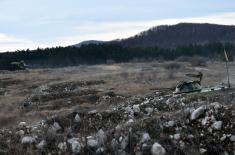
0;61;234;155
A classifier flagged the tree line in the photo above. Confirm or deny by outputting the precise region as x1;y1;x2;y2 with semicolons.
0;42;234;70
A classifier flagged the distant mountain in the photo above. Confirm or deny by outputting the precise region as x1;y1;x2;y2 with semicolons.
74;40;106;48
73;23;235;48
110;23;235;48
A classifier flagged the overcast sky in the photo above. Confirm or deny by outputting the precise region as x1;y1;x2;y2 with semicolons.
0;0;235;52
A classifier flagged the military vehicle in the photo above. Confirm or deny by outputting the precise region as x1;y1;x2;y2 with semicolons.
152;71;229;95
8;61;27;71
173;72;203;94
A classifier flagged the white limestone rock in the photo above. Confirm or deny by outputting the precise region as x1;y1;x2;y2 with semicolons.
74;114;81;123
21;136;35;145
190;106;206;120
212;121;223;130
51;122;62;132
145;107;153;115
199;148;207;154
58;142;67;151
141;133;151;143
19;122;27;128
133;104;140;113
151;142;166;155
229;135;235;142
87;136;98;149
68;138;81;153
173;134;181;140
166;121;175;127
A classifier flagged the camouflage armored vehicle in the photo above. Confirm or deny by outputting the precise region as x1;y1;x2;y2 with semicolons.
174;80;202;94
9;61;27;71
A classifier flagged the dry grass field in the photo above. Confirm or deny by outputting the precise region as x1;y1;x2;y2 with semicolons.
0;60;234;127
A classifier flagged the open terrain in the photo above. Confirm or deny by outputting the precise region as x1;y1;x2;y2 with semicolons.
0;60;234;154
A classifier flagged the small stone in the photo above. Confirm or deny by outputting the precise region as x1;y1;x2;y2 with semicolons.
142;143;152;153
173;134;181;140
210;102;222;110
74;114;81;123
179;140;185;148
87;136;98;149
125;106;134;118
88;110;97;114
36;140;46;150
201;117;209;126
133;104;140;113
212;121;223;130
58;142;67;151
51;122;62;132
166;121;175;127
96;147;105;154
187;134;194;139
67;138;81;153
229;135;235;142
220;135;227;141
21;136;35;145
190;106;206;120
208;127;213;133
96;129;107;146
126;119;134;124
16;130;25;136
151;142;166;155
199;148;207;154
19;122;27;128
141;133;151;143
120;136;128;150
111;138;118;150
145;107;153;115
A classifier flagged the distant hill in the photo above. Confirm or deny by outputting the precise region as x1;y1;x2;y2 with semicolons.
110;23;235;48
74;40;106;48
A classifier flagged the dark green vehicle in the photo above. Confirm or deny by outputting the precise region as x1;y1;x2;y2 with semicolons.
9;61;27;71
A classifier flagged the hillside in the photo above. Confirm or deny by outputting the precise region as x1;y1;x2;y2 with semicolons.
112;23;235;48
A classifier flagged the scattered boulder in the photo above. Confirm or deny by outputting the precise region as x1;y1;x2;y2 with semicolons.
151;142;166;155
